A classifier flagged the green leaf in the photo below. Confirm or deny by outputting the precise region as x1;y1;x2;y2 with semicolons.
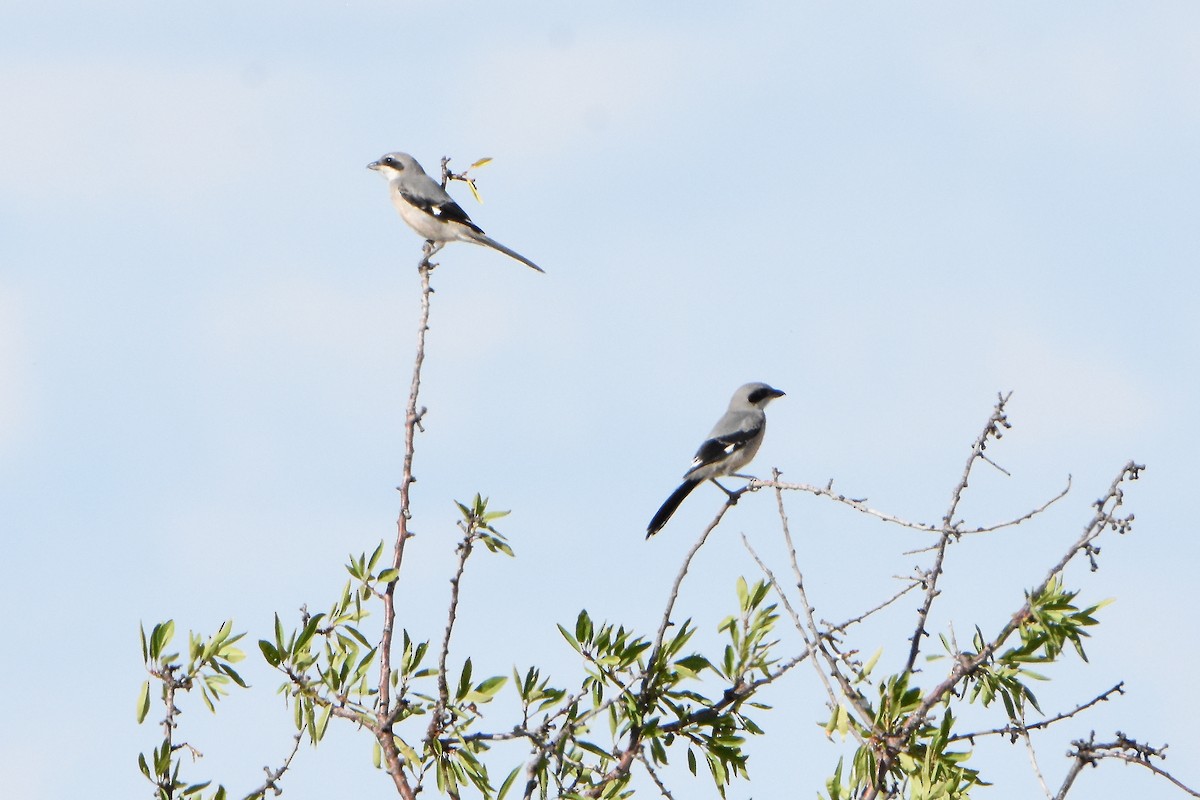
294;614;324;656
150;620;175;660
575;610;593;644
220;663;248;688
557;624;581;653
470;675;508;701
577;739;612;759
674;654;711;675
860;648;883;681
457;658;474;701
345;626;372;649
497;765;521;800
395;736;420;768
136;681;151;723
315;703;332;741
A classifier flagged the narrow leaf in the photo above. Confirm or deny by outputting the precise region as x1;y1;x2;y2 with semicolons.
136;681;151;723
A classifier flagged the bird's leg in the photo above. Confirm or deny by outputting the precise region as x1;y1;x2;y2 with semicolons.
710;478;748;504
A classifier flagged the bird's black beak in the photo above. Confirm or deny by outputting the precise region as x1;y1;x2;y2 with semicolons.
770;388;786;398
367;160;381;171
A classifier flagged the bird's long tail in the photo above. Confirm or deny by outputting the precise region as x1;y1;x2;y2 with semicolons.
472;233;545;273
647;479;701;538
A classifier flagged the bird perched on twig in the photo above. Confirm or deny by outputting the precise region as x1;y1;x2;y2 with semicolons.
647;383;786;538
367;152;544;273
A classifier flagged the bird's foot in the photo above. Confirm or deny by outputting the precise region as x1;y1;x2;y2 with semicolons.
420;240;443;271
730;473;766;492
711;479;748;504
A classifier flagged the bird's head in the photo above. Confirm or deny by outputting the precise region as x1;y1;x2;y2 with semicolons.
366;151;424;179
735;382;786;410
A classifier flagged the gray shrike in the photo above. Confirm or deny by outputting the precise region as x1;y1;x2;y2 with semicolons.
367;152;544;273
647;382;786;538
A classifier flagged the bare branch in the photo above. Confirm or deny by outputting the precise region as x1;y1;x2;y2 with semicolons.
657;649;809;736
373;256;437;800
749;478;941;532
243;730;304;799
903;392;1013;675
581;495;741;798
1021;727;1054;800
821;579;923;634
903;478;1071;553
748;474;876;744
638;750;677;800
426;528;478;749
1056;731;1200;799
869;462;1144;794
949;682;1125;742
650;498;737;666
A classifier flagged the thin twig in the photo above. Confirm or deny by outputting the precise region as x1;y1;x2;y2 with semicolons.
581;497;739;798
1021;727;1054;800
1056;731;1200;799
638;751;677;800
866;462;1144;797
821;580;923;633
949;682;1125;742
650;500;736;665
754;475;1070;540
427;528;477;749
752;474;875;744
657;650;809;735
903;392;1012;675
902;478;1071;553
749;479;941;532
244;730;305;799
374;257;436;800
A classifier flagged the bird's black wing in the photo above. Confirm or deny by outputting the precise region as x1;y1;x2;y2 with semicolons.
397;189;485;234
689;426;759;470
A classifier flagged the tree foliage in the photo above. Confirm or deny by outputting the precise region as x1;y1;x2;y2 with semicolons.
136;158;1192;800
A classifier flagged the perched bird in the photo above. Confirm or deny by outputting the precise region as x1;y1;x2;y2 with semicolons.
367;152;544;272
647;383;786;538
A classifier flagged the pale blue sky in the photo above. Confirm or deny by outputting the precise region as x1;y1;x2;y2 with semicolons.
2;3;1198;799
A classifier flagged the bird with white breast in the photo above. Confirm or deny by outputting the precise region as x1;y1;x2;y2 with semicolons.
647;383;786;538
368;151;544;273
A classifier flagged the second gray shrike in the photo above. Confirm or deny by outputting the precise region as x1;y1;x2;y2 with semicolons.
367;152;544;273
647;382;786;538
